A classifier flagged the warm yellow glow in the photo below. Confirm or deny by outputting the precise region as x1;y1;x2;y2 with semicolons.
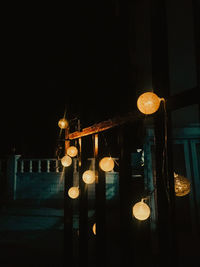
68;186;79;199
99;157;114;172
61;155;72;167
58;118;69;129
137;92;161;115
82;170;95;184
92;223;96;235
67;146;78;157
174;173;190;197
132;199;150;221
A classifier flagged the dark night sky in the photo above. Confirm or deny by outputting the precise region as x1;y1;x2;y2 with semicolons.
0;3;136;158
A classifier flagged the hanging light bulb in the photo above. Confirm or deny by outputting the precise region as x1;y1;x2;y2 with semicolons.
137;92;162;115
58;118;69;129
67;146;78;157
68;186;79;199
61;155;72;167
82;170;95;184
174;172;190;197
99;157;114;172
132;198;150;221
92;223;96;235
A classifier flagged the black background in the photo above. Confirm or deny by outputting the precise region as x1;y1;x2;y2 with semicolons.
0;2;136;158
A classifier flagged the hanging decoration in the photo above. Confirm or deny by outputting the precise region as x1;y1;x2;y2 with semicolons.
99;157;115;172
174;172;190;197
67;146;78;157
132;198;150;221
82;170;95;184
68;186;79;199
137;91;163;115
58;118;69;129
61;155;72;167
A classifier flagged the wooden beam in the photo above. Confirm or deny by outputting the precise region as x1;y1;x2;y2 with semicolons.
68;111;142;140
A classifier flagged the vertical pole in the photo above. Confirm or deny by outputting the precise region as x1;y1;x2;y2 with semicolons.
119;126;134;267
64;126;73;266
78;136;88;267
7;154;21;200
94;133;106;267
151;0;177;265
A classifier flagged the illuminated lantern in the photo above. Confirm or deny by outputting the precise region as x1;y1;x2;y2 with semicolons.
67;146;78;157
61;155;72;167
58;118;69;129
82;170;95;184
68;186;79;199
99;157;114;172
132;199;150;221
137;92;161;115
92;223;96;235
174;173;190;197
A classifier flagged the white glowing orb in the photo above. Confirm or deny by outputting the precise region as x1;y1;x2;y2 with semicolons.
61;155;72;167
132;199;150;221
99;157;114;172
82;170;95;184
58;118;69;129
67;146;78;157
68;187;79;199
137;92;161;115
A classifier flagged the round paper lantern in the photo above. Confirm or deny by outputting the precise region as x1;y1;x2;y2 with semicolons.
82;170;95;184
92;223;96;235
58;118;69;129
61;155;72;167
174;173;190;197
132;199;150;221
67;146;78;157
68;187;79;199
99;157;114;172
137;92;161;115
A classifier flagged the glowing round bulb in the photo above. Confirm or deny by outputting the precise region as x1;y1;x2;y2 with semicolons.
99;157;114;172
137;92;161;115
67;146;78;157
92;223;96;235
132;199;150;221
82;170;95;184
61;155;72;167
58;118;69;129
174;173;190;197
68;187;79;199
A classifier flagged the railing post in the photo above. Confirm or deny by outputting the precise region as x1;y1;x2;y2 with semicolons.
7;154;21;200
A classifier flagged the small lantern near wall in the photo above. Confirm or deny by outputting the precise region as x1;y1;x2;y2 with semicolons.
58;118;69;129
82;170;95;184
99;157;114;172
174;172;190;197
68;186;79;199
132;198;150;221
67;146;78;157
137;92;162;115
61;155;72;167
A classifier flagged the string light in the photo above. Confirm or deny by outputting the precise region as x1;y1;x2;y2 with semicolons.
174;172;190;197
82;170;95;184
67;146;78;157
92;223;96;235
99;157;114;172
137;91;164;115
68;186;79;199
58;118;69;129
61;155;72;167
132;198;150;221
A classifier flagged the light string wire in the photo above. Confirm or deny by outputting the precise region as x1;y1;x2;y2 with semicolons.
160;98;171;203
